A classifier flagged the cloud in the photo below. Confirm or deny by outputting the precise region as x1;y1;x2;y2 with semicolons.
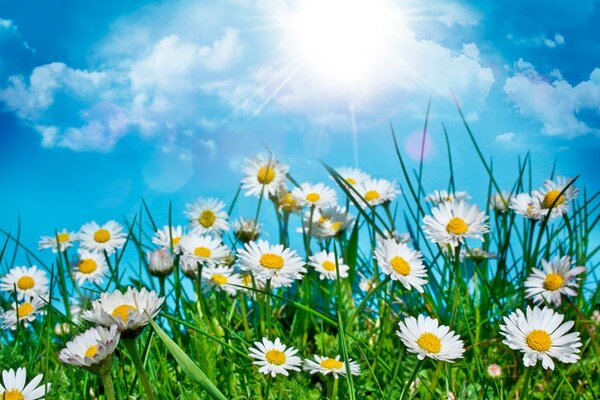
503;60;600;137
495;132;516;143
435;2;481;27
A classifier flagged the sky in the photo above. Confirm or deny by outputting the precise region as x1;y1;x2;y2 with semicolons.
0;0;599;257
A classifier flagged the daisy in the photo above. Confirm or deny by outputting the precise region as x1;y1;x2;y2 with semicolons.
422;200;489;248
152;225;184;253
248;337;302;377
533;176;579;219
179;234;230;266
379;231;413;244
236;240;306;288
59;325;120;370
0;367;50;400
79;221;127;255
185;198;230;236
74;250;108;285
334;167;370;186
509;193;541;220
396;315;465;362
292;182;337;209
303;205;354;238
359;276;378;292
276;187;302;214
233;218;262;243
82;287;164;337
356;179;398;207
375;239;428;293
499;306;582;370
487;363;502;378
241;153;289;198
0;265;49;301
460;248;497;263
1;297;45;330
303;355;361;378
202;266;243;296
38;229;76;253
425;190;470;205
489;192;511;214
308;251;349;280
524;256;585;306
147;249;174;277
180;256;200;279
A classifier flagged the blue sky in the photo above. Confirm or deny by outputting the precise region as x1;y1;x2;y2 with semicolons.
0;0;599;255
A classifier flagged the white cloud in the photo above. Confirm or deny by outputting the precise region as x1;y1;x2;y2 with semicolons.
504;61;600;137
495;132;516;143
462;43;480;61
435;3;481;27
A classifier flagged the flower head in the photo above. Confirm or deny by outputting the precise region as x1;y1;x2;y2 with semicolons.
185;198;230;236
179;234;230;266
490;192;511;214
59;325;120;371
308;250;349;280
0;367;50;400
303;355;361;378
375;239;428;293
74;250;108;285
202;266;243;296
1;297;45;331
38;229;76;253
532;176;578;219
334;167;370;186
248;337;302;377
509;193;541;220
241;153;289;198
396;315;465;362
152;225;184;254
524;256;585;306
79;221;127;254
233;218;262;243
0;266;49;301
422;200;489;248
292;182;337;209
302;205;354;238
425;190;470;205
147;249;174;277
356;179;398;207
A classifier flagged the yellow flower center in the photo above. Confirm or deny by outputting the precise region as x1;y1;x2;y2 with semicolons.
390;256;411;276
171;236;182;246
330;221;344;233
322;261;336;271
85;345;98;358
446;217;468;235
94;229;111;243
320;358;343;370
198;210;216;228
57;232;70;243
543;273;564;291
417;332;442;354
259;253;284;270
194;246;212;258
17;302;34;318
345;177;357;185
2;390;24;400
257;165;276;184
242;274;253;286
79;259;98;274
526;330;552;352
542;190;565;209
281;193;298;210
306;192;321;203
265;349;286;365
210;274;228;286
318;216;330;224
112;304;137;322
17;276;35;290
365;190;380;202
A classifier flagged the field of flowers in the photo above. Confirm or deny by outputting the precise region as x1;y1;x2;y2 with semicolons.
1;115;599;399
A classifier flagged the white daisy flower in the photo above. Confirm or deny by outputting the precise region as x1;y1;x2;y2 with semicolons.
179;234;230;266
487;363;502;378
460;248;497;263
185;198;230;236
0;266;49;301
499;306;582;370
74;250;108;285
425;190;470;205
236;240;306;288
248;337;302;377
233;218;262;243
152;225;184;254
59;325;120;369
1;297;45;331
396;315;465;362
241;153;289;198
180;256;200;279
202;266;243;296
0;367;50;400
38;229;76;253
509;193;541;220
303;355;361;378
359;276;378;292
303;205;354;238
422;200;489;248
375;239;428;293
292;182;337;209
533;176;579;219
79;221;127;255
276;187;302;214
308;251;349;280
147;249;174;277
82;287;164;337
356;178;398;207
335;167;370;186
378;231;413;245
524;256;585;306
490;192;511;214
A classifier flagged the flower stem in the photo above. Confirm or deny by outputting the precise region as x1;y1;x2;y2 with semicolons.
100;372;116;400
123;338;157;400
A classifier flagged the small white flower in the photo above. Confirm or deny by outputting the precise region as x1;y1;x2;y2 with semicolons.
38;229;76;253
425;190;470;205
524;256;585;306
396;315;465;362
359;275;378;292
532;176;579;219
303;355;361;378
74;250;108;285
59;325;120;369
79;221;127;254
500;306;582;370
241;153;289;198
460;248;497;263
292;182;337;209
185;198;230;236
233;218;262;243
422;200;489;248
202;266;242;296
152;225;184;253
276;187;302;214
179;234;230;266
1;297;45;331
308;251;349;280
0;265;49;301
248;337;302;377
375;239;428;293
302;205;354;238
335;167;370;186
356;179;398;207
490;192;511;214
509;193;541;220
487;363;502;378
0;367;50;400
147;249;174;277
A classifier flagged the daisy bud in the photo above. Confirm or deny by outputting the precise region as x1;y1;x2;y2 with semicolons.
487;363;502;378
147;249;174;277
233;218;261;243
54;322;71;336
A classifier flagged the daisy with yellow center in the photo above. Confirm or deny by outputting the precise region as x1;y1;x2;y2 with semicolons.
38;229;77;253
248;337;302;377
179;234;230;266
0;368;50;400
489;192;511;214
58;325;120;369
1;297;45;331
236;240;306;288
276;187;302;214
302;205;354;239
292;182;337;209
185;198;230;236
375;238;428;292
422;200;489;248
425;190;470;205
334;166;370;187
152;225;184;254
241;153;289;198
202;266;243;296
396;315;465;362
78;221;127;255
0;265;49;301
533;176;578;219
500;306;581;370
73;250;108;285
303;355;361;378
356;178;398;207
308;250;349;280
509;193;542;220
524;255;585;306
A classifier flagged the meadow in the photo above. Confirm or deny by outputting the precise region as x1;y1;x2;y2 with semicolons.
1;109;598;399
